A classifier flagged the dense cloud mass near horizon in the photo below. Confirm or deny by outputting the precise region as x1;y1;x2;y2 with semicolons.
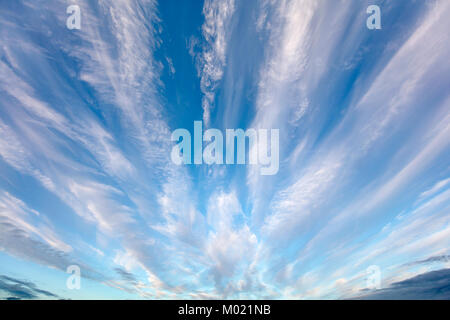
355;268;450;300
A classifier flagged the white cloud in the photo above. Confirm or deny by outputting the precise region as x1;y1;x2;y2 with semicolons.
198;0;235;125
205;191;258;294
418;177;450;200
0;191;71;253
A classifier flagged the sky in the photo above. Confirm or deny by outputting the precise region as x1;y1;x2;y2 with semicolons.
0;0;449;300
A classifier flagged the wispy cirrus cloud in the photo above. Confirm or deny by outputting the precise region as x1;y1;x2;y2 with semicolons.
196;0;235;126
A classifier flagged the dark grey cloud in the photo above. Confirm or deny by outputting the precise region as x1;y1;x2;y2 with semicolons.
408;255;450;266
0;275;59;300
0;219;138;298
355;268;450;300
0;219;107;283
0;219;73;271
114;267;138;284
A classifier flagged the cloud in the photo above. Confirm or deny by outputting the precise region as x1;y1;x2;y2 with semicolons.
0;275;59;300
198;0;235;125
0;0;191;297
355;268;450;300
204;192;258;295
0;181;109;287
0;191;78;273
408;255;450;266
246;0;358;226
418;178;450;200
166;57;176;75
262;0;450;269
114;268;138;287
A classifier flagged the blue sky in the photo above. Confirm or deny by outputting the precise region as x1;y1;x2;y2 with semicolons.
0;0;449;299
